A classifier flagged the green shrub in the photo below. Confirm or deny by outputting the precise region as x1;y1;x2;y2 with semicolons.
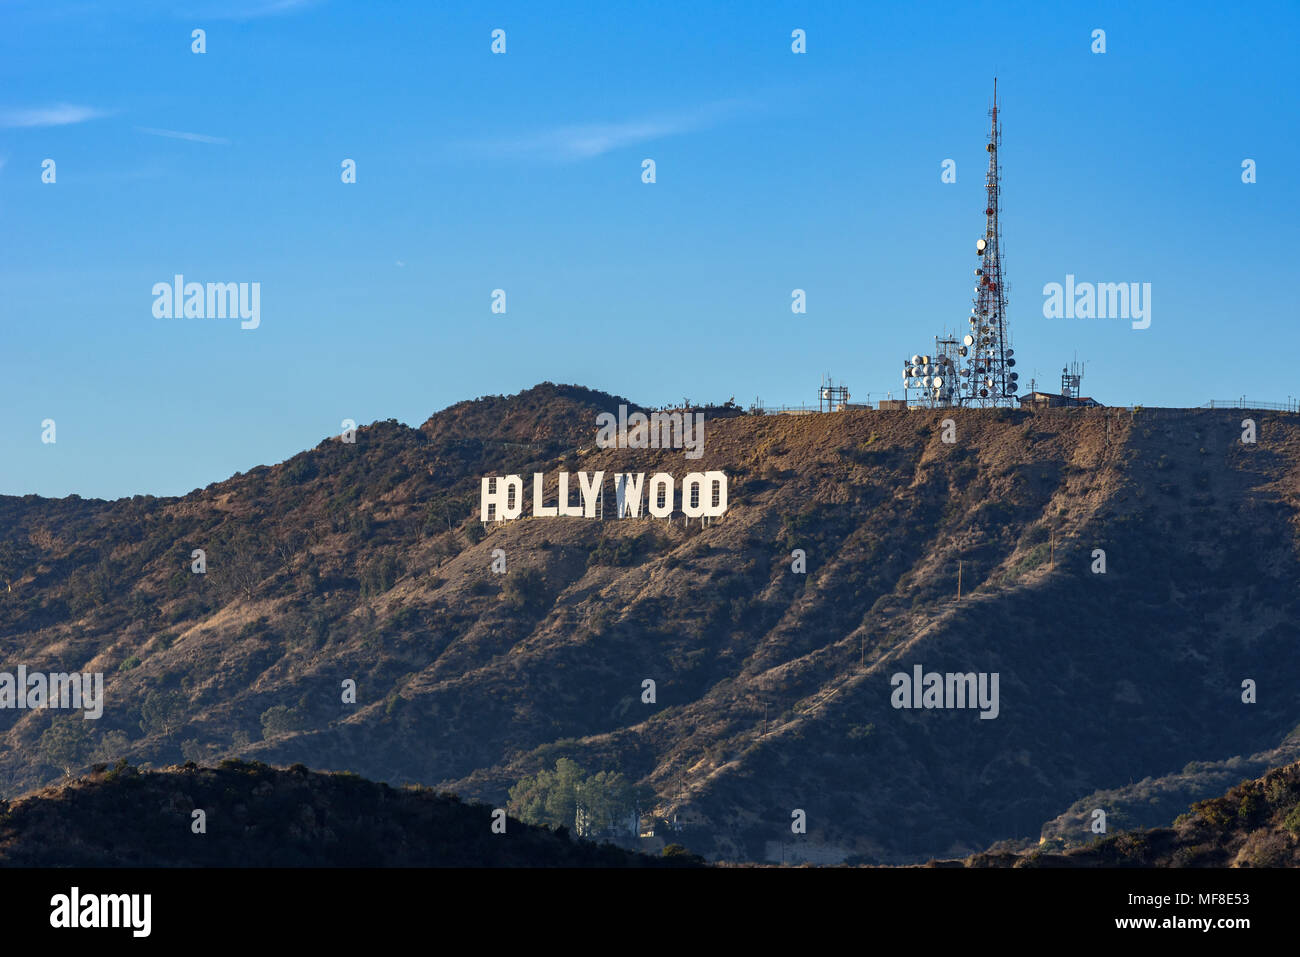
503;567;548;612
260;704;307;739
1238;791;1261;822
1022;524;1050;546
1191;798;1234;830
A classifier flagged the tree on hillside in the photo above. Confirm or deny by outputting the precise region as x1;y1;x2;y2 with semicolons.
38;715;91;777
139;689;186;737
508;757;584;829
219;536;267;602
0;540;34;591
508;759;644;838
90;729;131;765
576;769;637;836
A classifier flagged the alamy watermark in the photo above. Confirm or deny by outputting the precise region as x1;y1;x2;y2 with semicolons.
1042;274;1150;329
152;274;260;329
595;405;704;459
50;887;150;937
890;665;999;719
0;667;103;718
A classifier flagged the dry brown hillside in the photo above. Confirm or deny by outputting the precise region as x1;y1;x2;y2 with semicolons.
2;386;1298;863
952;758;1300;867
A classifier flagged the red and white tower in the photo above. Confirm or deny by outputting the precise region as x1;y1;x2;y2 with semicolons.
960;79;1018;406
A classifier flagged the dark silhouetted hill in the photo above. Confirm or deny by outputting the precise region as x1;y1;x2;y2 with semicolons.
0;760;693;867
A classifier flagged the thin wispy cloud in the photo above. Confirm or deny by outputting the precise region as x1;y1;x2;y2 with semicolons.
0;104;112;128
458;98;755;163
136;126;230;145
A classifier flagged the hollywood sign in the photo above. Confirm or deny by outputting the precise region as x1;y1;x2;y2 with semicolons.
480;470;728;522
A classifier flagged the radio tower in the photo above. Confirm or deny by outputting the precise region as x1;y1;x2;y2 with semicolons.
961;78;1017;406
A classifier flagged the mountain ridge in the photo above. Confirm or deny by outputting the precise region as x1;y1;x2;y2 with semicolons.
3;386;1299;863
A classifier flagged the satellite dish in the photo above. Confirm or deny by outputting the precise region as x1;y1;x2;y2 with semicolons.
960;369;971;377
975;268;983;275
963;335;974;346
923;376;932;387
1007;358;1016;367
1005;385;1018;395
911;355;922;365
821;388;830;399
958;346;968;357
979;388;988;397
976;238;988;254
1005;348;1014;358
1009;371;1019;381
933;376;944;388
985;377;995;387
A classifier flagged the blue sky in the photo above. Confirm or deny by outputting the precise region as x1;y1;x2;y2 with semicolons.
2;0;1297;499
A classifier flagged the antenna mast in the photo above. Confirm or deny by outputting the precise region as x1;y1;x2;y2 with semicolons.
961;78;1017;406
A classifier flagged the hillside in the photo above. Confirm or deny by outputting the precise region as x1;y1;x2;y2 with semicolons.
0;759;687;867
1026;737;1300;853
953;757;1300;867
2;384;1299;863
